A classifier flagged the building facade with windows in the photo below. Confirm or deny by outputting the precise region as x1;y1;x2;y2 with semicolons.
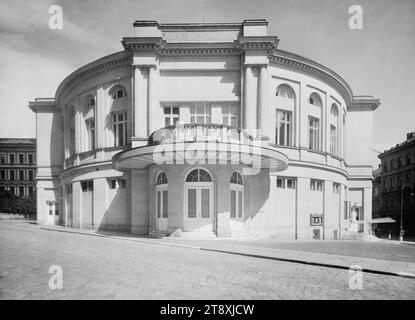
29;20;379;239
373;132;415;236
0;138;36;198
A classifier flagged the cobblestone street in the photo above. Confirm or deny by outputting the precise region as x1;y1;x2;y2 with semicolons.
1;221;414;300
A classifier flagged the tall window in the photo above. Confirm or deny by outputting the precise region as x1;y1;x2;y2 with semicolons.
18;170;24;181
0;170;5;180
330;104;339;156
112;111;128;147
164;106;179;126
81;180;93;192
308;116;320;151
28;186;34;196
85;119;95;151
0;154;5;164
222;106;239;127
18;186;24;197
230;172;243;219
156;172;168;219
276;110;292;146
18;154;24;164
330;125;337;155
28;153;34;164
28;170;34;181
9;154;15;164
189;106;211;124
9;170;15;181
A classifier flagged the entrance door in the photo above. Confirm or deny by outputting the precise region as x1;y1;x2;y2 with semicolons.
185;186;213;231
47;201;59;225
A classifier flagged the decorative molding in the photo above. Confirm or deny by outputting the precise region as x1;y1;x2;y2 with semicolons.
348;98;380;111
28;99;57;113
236;36;279;51
159;45;242;56
55;51;132;105
121;37;164;51
269;50;354;105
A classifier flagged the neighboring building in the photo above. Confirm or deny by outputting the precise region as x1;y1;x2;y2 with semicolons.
0;138;36;198
374;132;415;236
28;20;379;239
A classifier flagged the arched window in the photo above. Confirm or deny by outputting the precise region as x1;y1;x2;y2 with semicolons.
276;85;295;99
111;88;127;100
230;171;244;219
186;169;212;182
329;103;339;156
156;172;168;185
275;85;295;147
156;172;168;222
84;95;95;151
230;172;243;185
309;93;322;107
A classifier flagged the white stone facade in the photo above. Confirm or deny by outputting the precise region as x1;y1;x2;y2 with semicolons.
28;19;379;239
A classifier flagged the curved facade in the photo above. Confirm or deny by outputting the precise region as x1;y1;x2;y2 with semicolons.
29;19;380;239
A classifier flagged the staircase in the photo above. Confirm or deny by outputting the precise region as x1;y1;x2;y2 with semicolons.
342;231;380;241
149;230;169;239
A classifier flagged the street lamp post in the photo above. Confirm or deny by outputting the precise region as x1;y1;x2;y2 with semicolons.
400;185;414;242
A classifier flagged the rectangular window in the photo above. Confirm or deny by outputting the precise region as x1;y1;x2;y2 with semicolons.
18;170;24;181
0;170;5;180
28;170;34;181
85;119;95;151
164;106;180;127
28;186;34;196
18;154;24;164
333;183;340;194
18;186;24;196
221;106;239;127
81;180;93;192
9;170;15;181
189;106;211;124
109;179;117;189
9;154;15;164
28;154;34;164
276;110;292;146
276;177;296;189
308;117;320;151
9;186;15;195
119;179;126;189
310;179;324;191
112;111;128;147
330;125;337;155
0;154;5;164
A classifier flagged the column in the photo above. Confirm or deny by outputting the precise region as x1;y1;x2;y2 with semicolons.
131;169;149;234
244;66;256;130
257;65;269;140
72;181;82;228
133;65;146;139
95;86;105;149
63;110;69;159
148;65;158;135
74;107;82;161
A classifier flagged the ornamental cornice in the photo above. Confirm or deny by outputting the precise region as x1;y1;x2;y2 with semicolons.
28;99;57;113
269;49;354;105
121;37;165;51
55;51;132;105
236;36;279;51
159;43;242;56
348;97;381;111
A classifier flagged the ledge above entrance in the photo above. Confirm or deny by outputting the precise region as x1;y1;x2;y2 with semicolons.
113;124;289;172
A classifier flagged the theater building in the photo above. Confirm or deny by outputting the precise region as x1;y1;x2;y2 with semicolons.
29;20;379;239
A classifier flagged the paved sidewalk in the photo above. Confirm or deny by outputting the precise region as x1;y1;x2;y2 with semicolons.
38;224;415;279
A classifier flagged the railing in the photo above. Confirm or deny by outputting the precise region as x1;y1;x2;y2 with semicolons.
148;124;253;146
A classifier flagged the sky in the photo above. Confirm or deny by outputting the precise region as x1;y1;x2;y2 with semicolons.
0;0;414;167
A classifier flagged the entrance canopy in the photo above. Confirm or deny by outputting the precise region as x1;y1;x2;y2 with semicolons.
113;124;289;172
